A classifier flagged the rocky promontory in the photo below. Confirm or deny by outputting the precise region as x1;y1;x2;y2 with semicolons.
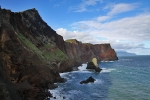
65;39;118;62
0;7;118;100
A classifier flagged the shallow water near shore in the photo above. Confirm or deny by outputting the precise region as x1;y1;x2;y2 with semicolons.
49;55;150;100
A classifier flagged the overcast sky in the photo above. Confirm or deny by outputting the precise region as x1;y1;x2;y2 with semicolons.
1;0;150;55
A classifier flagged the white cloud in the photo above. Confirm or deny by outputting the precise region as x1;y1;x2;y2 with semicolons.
73;13;150;42
97;16;110;22
56;28;102;44
56;28;89;40
56;13;150;55
104;3;138;15
111;42;150;55
70;0;103;12
111;42;145;50
57;2;150;55
94;3;139;22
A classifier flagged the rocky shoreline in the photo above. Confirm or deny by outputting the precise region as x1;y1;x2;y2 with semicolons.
0;7;118;100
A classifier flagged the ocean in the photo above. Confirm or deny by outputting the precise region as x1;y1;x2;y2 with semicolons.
49;55;150;100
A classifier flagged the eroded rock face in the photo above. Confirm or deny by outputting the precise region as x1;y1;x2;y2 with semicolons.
0;28;63;99
65;40;118;63
0;8;64;100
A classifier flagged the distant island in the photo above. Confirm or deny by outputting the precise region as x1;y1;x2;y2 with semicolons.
116;51;137;57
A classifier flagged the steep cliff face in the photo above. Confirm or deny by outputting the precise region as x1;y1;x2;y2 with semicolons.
65;39;118;62
0;8;65;100
0;7;118;100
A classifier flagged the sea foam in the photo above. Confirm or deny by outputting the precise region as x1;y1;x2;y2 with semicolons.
101;68;116;73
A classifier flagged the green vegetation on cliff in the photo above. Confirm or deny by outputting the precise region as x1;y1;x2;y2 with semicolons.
65;39;77;43
40;43;68;61
17;33;67;62
17;33;44;59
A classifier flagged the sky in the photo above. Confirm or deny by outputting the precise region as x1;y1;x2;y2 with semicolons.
1;0;150;55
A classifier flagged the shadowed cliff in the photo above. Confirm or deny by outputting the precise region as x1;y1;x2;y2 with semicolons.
0;7;118;100
0;8;66;100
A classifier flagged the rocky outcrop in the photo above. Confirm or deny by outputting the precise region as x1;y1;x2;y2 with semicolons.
65;39;118;63
86;62;102;72
80;76;95;84
0;7;118;100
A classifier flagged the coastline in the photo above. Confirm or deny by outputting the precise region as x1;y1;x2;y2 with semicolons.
0;7;118;100
49;56;150;100
49;61;115;99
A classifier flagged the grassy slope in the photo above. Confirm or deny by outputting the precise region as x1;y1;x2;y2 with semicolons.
65;39;77;43
17;33;67;62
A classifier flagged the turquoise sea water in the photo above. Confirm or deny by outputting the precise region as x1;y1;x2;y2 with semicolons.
50;56;150;100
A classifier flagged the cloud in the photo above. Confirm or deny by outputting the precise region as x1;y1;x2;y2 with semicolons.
56;28;88;40
72;13;150;42
111;42;145;50
96;16;110;22
56;2;150;55
95;3;139;22
56;28;101;44
129;48;150;55
111;42;150;55
56;12;150;54
104;3;138;15
70;0;103;12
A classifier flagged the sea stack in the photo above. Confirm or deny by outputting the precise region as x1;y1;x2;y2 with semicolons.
86;58;102;72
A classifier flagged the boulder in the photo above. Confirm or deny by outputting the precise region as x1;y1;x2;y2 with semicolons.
80;76;95;84
95;67;102;72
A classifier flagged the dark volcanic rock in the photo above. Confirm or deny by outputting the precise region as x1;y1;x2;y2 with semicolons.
95;67;102;72
80;76;95;84
86;62;96;69
86;62;102;72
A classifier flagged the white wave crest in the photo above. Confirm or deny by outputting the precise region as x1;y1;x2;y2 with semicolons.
101;61;114;62
101;68;116;73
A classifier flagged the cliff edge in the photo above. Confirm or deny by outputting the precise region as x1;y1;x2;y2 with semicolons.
65;39;118;62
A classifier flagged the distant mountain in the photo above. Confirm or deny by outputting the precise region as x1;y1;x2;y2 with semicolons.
116;51;137;57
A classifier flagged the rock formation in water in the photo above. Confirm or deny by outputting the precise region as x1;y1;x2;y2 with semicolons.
80;76;95;84
86;58;102;72
0;7;118;100
92;58;98;67
86;62;102;72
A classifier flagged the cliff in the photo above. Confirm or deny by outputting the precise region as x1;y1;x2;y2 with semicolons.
0;8;66;100
0;7;118;100
65;39;118;62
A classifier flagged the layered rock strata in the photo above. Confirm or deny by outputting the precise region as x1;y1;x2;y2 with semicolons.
65;39;118;63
